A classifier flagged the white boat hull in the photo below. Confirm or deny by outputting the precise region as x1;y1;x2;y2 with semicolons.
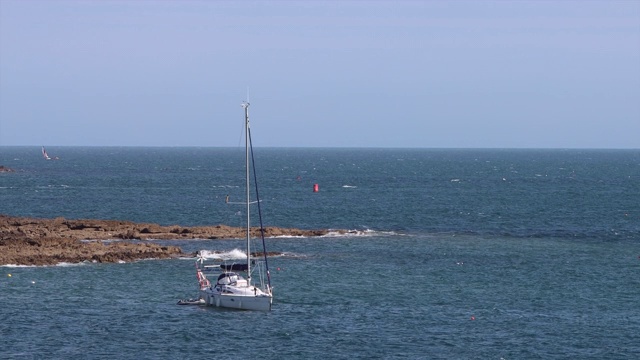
201;289;272;311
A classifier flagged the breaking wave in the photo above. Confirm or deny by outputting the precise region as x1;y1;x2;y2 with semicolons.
197;249;246;260
321;229;402;237
195;249;297;259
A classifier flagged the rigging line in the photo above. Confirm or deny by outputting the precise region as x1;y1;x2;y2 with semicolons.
226;201;259;205
236;106;246;148
248;126;271;290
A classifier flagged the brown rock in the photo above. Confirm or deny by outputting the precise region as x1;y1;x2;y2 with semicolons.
0;215;343;266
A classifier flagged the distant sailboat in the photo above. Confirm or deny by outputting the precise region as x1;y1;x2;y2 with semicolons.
41;146;59;160
42;146;51;160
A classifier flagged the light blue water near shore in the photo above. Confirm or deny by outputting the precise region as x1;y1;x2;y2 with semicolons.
1;147;639;359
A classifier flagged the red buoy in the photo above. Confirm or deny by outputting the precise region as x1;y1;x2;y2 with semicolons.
313;184;319;192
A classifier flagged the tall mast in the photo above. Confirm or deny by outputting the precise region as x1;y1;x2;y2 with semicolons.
242;101;251;280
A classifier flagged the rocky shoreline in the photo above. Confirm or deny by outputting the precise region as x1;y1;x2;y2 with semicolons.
0;215;337;266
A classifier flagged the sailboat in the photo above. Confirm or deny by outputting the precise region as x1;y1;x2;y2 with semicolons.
41;146;51;160
41;146;59;160
195;101;273;311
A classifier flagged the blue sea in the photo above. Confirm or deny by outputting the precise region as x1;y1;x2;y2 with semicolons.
1;147;639;359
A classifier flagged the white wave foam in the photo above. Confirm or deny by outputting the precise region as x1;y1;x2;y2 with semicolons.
56;262;87;267
35;184;70;189
321;229;400;237
271;234;305;239
342;185;357;188
198;248;246;260
278;252;307;258
271;229;393;238
2;261;88;268
2;264;34;268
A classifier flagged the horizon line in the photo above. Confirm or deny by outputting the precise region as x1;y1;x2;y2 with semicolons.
1;145;639;151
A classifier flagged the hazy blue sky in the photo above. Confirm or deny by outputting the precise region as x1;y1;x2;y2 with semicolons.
1;0;638;148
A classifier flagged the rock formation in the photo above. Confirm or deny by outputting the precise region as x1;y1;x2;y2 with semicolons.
0;215;339;266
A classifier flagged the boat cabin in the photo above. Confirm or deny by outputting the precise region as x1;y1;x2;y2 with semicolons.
216;272;247;286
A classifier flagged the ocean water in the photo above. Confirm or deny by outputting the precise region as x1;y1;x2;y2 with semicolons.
1;147;639;359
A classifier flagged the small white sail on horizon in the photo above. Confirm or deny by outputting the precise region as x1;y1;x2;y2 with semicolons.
41;146;59;160
42;146;51;160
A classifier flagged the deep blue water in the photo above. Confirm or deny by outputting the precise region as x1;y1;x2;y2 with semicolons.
1;147;639;359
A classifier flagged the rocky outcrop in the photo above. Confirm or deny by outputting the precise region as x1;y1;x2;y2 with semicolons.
0;215;334;241
0;166;15;172
0;235;183;266
0;215;340;266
